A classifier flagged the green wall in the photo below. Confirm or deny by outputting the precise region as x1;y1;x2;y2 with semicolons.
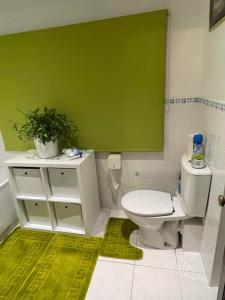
0;10;167;151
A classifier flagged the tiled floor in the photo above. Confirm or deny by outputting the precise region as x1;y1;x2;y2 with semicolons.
86;209;218;300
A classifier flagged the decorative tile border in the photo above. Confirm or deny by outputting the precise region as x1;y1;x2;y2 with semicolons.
200;98;225;111
165;97;225;112
165;97;199;104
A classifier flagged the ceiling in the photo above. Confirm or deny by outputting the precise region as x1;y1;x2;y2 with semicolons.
0;0;169;35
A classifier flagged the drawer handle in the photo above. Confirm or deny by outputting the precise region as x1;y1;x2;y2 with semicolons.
35;203;38;206
25;172;28;175
65;206;68;209
61;172;64;175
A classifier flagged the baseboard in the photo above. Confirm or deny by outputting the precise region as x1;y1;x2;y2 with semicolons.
0;220;19;244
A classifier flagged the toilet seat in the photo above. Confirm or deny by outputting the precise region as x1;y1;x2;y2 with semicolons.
121;190;174;217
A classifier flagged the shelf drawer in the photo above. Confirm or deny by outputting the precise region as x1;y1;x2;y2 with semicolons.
13;168;45;198
24;200;51;226
48;168;80;199
54;203;83;231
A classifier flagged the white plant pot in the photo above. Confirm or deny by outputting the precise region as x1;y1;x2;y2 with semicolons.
34;139;58;159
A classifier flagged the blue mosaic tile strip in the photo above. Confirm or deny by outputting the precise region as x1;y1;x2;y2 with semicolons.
165;97;200;104
166;97;225;112
200;98;225;111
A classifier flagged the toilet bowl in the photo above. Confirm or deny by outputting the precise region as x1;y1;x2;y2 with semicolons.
121;155;212;249
121;190;187;249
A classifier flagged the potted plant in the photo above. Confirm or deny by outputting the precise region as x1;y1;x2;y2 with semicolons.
191;153;206;169
12;107;78;159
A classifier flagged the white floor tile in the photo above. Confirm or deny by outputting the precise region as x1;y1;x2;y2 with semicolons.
135;236;177;270
132;266;182;300
90;210;218;300
86;260;133;300
93;209;128;237
110;209;128;219
176;249;205;273
99;255;135;265
92;209;110;237
179;271;218;300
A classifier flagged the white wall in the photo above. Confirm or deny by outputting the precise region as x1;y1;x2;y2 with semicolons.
167;0;206;98
201;5;225;100
0;133;19;167
199;0;225;287
201;104;225;286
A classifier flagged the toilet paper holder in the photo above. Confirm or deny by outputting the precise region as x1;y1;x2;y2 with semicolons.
107;154;121;170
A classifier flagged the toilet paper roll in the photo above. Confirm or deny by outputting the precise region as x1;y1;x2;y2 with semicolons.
109;171;120;190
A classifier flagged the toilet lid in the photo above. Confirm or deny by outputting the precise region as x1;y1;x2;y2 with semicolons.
121;190;173;217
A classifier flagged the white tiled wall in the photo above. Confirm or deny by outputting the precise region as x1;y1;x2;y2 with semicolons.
95;99;225;288
200;104;225;286
96;102;205;209
199;0;225;287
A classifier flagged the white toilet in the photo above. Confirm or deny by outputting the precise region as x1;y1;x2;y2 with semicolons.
121;155;212;249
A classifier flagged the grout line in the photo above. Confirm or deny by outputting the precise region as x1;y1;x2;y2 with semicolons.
177;269;206;275
134;264;178;271
132;261;207;274
98;257;135;266
134;231;138;267
130;261;135;300
175;249;179;270
175;249;206;274
177;270;184;300
175;250;184;300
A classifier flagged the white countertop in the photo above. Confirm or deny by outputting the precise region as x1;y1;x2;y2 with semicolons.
4;150;93;168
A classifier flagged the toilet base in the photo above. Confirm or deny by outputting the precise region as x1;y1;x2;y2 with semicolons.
139;221;179;249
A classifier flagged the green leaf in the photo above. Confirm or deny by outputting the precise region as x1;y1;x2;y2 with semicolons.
12;106;78;148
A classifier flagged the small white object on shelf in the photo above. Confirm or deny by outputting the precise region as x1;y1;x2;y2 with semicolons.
5;150;100;235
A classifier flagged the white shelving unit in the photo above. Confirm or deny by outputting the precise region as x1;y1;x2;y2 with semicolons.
5;150;100;235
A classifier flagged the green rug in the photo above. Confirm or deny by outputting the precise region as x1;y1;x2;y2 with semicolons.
0;228;102;300
0;218;142;299
100;217;143;260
